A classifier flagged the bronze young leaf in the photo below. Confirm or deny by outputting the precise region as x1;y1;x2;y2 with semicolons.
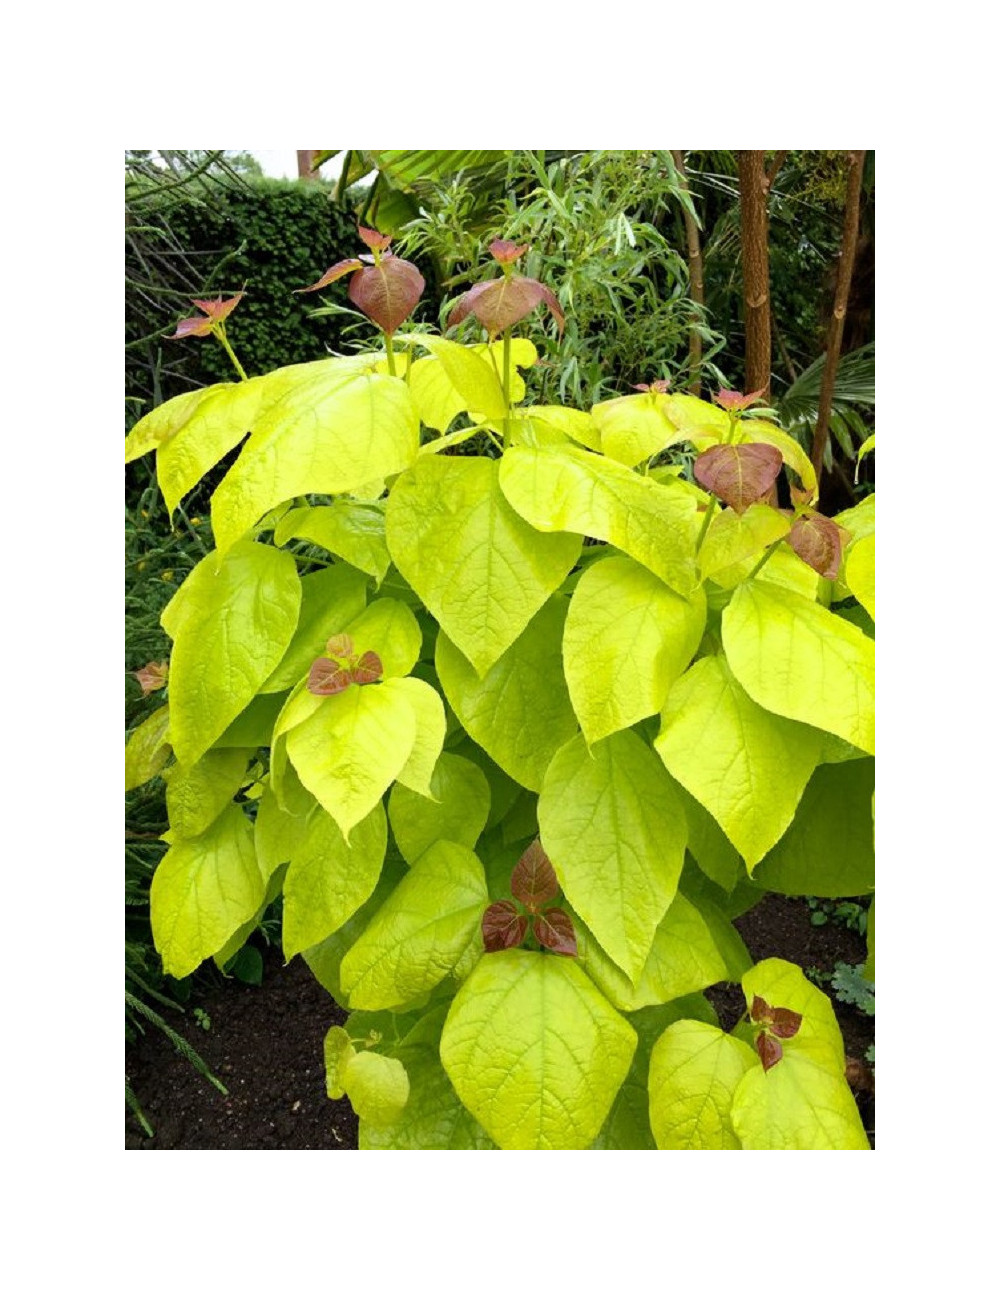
482;901;528;952
326;633;355;660
308;657;353;696
693;443;784;514
349;257;425;337
170;293;244;339
714;387;765;413
533;908;577;956
297;226;424;337
755;1032;784;1072
511;839;560;913
350;651;383;685
447;276;564;338
787;513;848;580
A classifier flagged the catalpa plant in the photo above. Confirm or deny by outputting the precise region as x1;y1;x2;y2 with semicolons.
124;234;874;1150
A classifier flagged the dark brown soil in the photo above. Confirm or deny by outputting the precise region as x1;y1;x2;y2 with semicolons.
125;950;358;1150
125;894;873;1149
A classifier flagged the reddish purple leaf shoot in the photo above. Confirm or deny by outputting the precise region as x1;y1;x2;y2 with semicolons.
482;901;528;952
533;908;577;956
133;661;169;695
511;840;560;913
714;388;766;413
693;443;784;514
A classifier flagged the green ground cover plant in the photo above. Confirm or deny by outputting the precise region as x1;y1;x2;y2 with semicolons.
124;229;874;1150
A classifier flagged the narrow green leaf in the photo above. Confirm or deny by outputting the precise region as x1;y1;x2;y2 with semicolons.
498;444;700;597
435;597;579;792
282;802;388;959
387;456;579;676
439;949;637;1150
164;542;301;767
340;841;488;1010
722;580;875;754
564;555;705;744
150;804;264;979
538;731;687;982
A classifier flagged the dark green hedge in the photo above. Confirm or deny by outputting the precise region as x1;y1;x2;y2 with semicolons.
165;178;362;383
126;177;361;417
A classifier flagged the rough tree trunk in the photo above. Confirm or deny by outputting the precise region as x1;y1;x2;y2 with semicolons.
810;150;867;483
737;150;772;401
297;151;318;180
670;151;705;398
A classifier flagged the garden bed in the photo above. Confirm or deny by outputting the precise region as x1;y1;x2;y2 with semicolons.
124;893;874;1150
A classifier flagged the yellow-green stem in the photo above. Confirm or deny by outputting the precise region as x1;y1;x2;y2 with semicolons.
695;498;717;553
383;333;397;376
502;328;512;445
214;326;248;381
746;539;781;581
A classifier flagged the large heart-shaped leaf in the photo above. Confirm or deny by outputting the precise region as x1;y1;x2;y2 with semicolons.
435;597;579;791
498;445;700;597
164;541;301;767
211;370;419;559
440;949;636;1149
151;804;263;979
722;581;875;754
563;555;706;744
387;456;579;676
340;841;488;1009
538;731;687;982
654;656;824;871
282;801;388;959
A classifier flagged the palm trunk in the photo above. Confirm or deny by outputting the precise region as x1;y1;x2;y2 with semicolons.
810;150;867;482
737;151;772;401
670;151;705;398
